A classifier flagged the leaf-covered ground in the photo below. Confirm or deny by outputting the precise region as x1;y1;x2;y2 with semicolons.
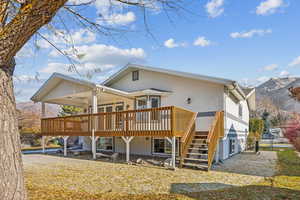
24;149;300;200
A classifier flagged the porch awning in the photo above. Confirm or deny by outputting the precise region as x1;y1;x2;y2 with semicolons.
31;73;172;107
30;73;133;107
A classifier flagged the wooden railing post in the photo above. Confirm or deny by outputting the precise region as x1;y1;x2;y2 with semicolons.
171;106;175;136
64;117;66;134
125;111;129;134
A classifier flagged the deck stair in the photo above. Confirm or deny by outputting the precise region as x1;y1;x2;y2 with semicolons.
179;111;224;171
182;131;209;170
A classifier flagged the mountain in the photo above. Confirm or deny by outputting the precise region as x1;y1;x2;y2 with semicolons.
255;77;300;115
17;101;60;133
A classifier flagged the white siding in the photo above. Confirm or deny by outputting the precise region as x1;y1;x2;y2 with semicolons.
220;91;250;160
114;136;152;155
110;69;224;132
43;80;91;101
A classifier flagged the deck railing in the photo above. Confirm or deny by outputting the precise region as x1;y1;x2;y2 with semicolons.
41;106;196;137
207;111;224;170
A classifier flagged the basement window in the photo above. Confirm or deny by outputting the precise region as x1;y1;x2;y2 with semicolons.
132;70;139;81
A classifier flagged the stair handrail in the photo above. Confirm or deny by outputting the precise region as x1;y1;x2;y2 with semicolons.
179;112;197;167
207;111;224;170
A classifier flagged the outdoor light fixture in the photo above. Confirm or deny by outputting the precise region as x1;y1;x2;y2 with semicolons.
187;97;191;104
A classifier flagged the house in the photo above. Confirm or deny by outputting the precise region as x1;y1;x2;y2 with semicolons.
31;64;256;170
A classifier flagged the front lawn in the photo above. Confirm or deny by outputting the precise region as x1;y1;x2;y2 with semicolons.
25;149;300;200
186;149;300;200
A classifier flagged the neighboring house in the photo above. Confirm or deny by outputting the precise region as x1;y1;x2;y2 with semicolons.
31;64;255;170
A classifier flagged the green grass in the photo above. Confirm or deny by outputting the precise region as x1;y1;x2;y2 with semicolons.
27;149;300;200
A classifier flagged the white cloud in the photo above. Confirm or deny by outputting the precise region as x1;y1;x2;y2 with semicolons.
164;38;186;48
279;70;289;76
13;74;39;83
205;0;224;18
230;29;272;38
40;44;146;75
71;29;96;44
104;12;136;26
262;64;278;71
37;28;96;50
256;0;284;15
68;0;92;5
193;37;211;47
74;44;145;65
95;0;136;26
289;56;300;67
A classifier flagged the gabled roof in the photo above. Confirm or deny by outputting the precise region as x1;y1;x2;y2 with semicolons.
31;73;96;102
102;64;236;86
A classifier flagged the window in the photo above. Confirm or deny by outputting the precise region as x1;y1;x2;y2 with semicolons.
136;97;147;110
96;137;113;152
150;96;160;120
132;70;139;81
152;138;179;154
239;104;243;118
229;138;236;155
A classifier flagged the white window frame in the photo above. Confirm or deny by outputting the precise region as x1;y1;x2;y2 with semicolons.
132;70;139;81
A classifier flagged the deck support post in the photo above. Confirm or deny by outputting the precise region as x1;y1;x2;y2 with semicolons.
171;136;176;169
63;136;69;156
41;102;46;153
166;137;176;169
215;140;220;164
121;136;134;163
91;90;98;159
42;136;45;154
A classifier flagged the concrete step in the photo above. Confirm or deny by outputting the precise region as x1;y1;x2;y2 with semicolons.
184;157;208;163
182;162;208;170
186;152;208;157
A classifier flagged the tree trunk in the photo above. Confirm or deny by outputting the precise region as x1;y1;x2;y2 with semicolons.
0;59;26;200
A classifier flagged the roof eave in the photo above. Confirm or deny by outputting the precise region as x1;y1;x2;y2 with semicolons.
103;64;235;86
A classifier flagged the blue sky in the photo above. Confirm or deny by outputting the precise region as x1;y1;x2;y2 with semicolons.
14;0;300;102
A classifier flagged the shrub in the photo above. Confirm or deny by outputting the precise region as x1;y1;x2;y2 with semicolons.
283;119;300;152
247;118;264;149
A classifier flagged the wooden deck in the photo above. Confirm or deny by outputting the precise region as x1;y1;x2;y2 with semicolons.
41;106;196;137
